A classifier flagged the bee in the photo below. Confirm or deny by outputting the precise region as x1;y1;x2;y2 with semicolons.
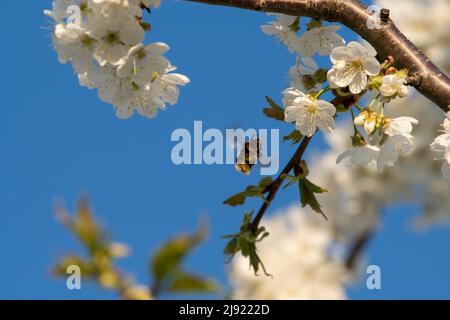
235;137;262;175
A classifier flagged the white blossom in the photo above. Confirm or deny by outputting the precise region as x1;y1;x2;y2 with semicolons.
363;112;378;135
383;116;418;140
86;12;145;66
375;117;418;172
115;43;171;85
283;89;336;137
430;112;450;181
288;57;322;92
376;134;414;172
299;25;345;56
379;74;409;98
261;14;300;53
336;143;380;167
52;23;94;74
45;0;189;119
327;41;381;94
339;116;418;172
45;0;79;23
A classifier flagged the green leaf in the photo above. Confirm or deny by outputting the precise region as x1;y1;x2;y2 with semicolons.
303;178;328;194
139;21;151;32
283;130;303;144
169;272;217;293
223;212;271;277
223;237;239;257
283;167;328;220
289;16;301;32
151;225;206;294
307;18;322;30
64;199;109;256
263;96;285;121
299;178;328;220
223;177;273;206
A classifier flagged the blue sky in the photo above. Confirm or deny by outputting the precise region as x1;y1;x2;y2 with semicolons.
0;0;449;299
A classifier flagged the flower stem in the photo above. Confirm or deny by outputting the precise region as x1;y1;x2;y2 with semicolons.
313;85;330;99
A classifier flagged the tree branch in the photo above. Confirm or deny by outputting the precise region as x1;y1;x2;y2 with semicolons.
186;0;450;112
345;231;372;269
250;135;313;231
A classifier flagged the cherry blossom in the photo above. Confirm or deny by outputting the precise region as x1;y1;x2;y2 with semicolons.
430;112;450;181
336;143;380;167
261;14;300;53
327;41;381;94
379;74;409;98
283;89;336;137
45;0;189;119
298;25;345;56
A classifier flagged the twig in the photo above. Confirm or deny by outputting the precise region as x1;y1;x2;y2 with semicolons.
250;135;313;231
345;231;372;270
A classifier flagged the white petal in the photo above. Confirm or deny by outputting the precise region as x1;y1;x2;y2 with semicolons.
330;46;353;64
363;56;381;76
349;71;367;94
441;162;450;181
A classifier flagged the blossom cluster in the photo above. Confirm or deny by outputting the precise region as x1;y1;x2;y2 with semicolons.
262;13;449;180
430;112;450;181
45;0;189;119
229;6;450;299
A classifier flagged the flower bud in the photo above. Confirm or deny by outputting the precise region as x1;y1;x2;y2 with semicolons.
364;112;378;135
385;67;397;75
354;110;369;126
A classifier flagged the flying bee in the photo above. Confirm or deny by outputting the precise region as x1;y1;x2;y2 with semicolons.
235;137;262;175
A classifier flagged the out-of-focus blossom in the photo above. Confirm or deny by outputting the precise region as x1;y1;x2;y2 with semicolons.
229;206;348;300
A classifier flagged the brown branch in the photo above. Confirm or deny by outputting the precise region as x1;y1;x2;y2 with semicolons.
345;231;372;270
186;0;450;112
250;135;313;231
249;94;351;231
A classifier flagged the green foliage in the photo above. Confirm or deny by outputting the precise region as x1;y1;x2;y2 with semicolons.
263;96;285;121
223;177;273;206
150;224;217;297
169;271;216;293
223;212;271;276
141;22;151;32
54;198;218;300
289;16;301;32
54;198;151;299
283;130;303;144
299;178;328;220
283;162;328;220
306;18;323;30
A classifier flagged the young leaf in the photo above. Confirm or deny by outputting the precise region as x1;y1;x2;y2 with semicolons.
223;212;271;276
299;178;328;220
285;163;328;220
223;177;273;206
150;225;206;295
263;96;285;121
283;130;303;145
169;271;217;294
